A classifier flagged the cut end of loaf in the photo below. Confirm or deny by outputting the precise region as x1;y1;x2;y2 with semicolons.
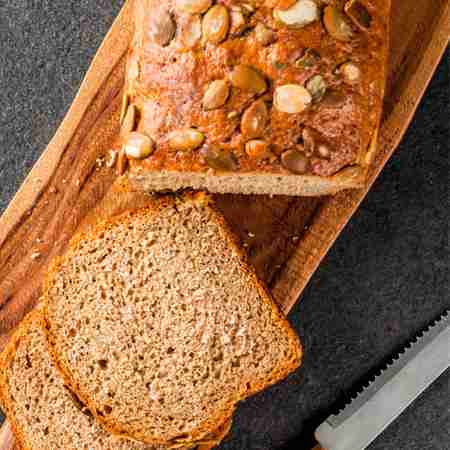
44;195;302;444
128;168;366;197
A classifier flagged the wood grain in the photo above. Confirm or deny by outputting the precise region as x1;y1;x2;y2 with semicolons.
0;0;448;447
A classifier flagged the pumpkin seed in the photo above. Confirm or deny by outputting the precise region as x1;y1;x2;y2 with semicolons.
274;0;319;28
294;48;320;68
323;6;353;42
169;129;205;151
245;140;271;159
340;61;361;83
281;149;310;174
121;104;137;137
345;0;372;30
227;111;240;119
203;80;230;110
124;132;155;159
274;84;312;113
202;5;230;44
180;15;203;48
148;9;176;47
203;145;239;171
176;0;212;14
241;100;268;138
230;65;267;93
254;23;276;46
305;74;327;102
230;9;247;35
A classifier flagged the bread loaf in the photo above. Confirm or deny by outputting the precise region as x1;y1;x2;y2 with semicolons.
121;0;389;196
44;193;302;445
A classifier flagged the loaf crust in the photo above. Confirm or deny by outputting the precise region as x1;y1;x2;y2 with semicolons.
123;0;390;196
43;193;302;445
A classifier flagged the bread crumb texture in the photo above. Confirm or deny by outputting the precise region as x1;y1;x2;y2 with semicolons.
44;195;302;444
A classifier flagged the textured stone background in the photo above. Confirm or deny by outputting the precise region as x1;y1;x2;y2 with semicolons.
0;2;448;449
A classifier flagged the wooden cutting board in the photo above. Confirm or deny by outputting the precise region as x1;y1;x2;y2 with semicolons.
0;1;448;448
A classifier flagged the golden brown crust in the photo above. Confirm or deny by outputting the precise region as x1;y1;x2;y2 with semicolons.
122;0;390;195
42;193;301;445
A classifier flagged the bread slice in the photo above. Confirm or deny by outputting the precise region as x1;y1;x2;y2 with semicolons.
0;310;195;450
43;193;302;444
121;0;390;196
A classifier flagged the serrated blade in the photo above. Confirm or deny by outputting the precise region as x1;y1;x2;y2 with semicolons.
315;311;450;450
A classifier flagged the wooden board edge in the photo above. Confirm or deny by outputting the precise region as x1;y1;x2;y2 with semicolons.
0;0;134;249
275;3;450;314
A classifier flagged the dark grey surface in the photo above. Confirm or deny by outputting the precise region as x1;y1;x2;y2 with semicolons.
0;2;448;449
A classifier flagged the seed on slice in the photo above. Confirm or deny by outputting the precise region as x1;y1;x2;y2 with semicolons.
241;100;268;138
148;9;176;46
202;5;230;44
124;132;155;159
281;149;310;174
305;74;327;102
180;15;203;48
340;61;361;83
203;80;230;110
230;65;267;94
245;140;271;159
121;104;137;137
294;48;320;68
323;5;353;42
274;0;319;28
345;0;372;30
169;128;205;151
176;0;212;14
254;23;276;46
203;145;239;171
274;84;312;113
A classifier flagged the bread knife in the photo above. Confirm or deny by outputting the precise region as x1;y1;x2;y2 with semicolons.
313;310;450;450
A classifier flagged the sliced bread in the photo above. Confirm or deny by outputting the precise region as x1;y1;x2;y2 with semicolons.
43;193;302;444
0;310;184;450
0;310;233;450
